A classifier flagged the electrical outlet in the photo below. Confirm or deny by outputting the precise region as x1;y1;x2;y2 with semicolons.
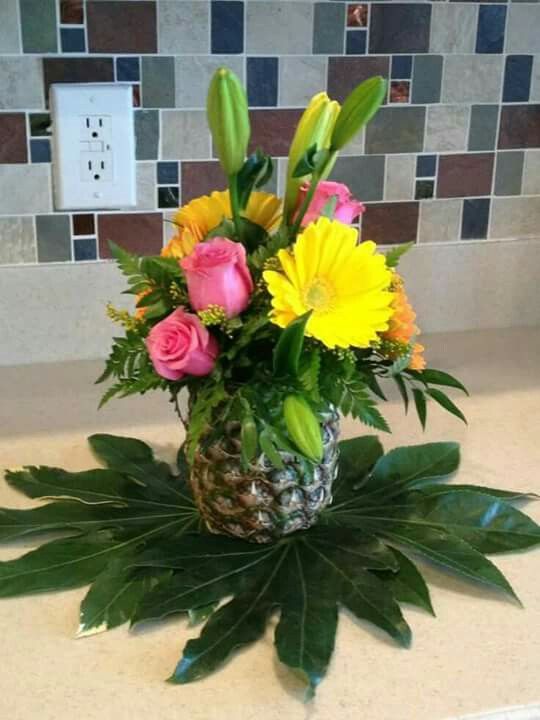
50;84;136;210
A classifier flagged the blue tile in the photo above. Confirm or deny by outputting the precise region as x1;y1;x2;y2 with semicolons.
247;57;278;107
74;237;97;262
116;57;140;82
461;198;490;240
30;139;51;163
503;55;533;103
60;27;86;53
416;154;437;178
346;30;367;55
212;1;244;54
157;161;178;185
476;6;506;54
392;55;412;80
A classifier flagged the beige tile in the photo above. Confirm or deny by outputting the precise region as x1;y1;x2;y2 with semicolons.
523;151;540;195
490;196;540;239
442;56;503;104
530;56;540;103
175;56;244;108
507;5;540;54
0;57;44;109
247;2;314;54
158;1;209;54
161;111;211;160
430;4;477;54
385;155;415;201
0;0;20;53
425;105;469;153
135;162;156;211
0;216;36;265
418;200;461;244
0;165;52;215
279;56;326;107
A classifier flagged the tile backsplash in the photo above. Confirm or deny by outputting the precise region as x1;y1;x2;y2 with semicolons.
1;0;540;266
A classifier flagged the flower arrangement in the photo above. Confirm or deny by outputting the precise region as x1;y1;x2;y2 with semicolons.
0;69;538;697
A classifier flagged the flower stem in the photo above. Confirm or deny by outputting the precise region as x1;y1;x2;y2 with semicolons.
289;171;320;238
228;173;243;242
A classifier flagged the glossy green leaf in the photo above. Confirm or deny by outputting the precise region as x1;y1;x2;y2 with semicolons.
420;484;538;503
333;436;384;501
273;312;311;378
412;387;427;430
409;369;469;396
394;374;409;413
375;547;434;615
426;388;467;425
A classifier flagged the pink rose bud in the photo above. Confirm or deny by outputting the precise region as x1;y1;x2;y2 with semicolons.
297;180;365;227
180;238;254;317
146;307;218;381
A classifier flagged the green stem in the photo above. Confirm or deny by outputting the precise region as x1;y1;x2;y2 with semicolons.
289;171;320;238
228;173;243;242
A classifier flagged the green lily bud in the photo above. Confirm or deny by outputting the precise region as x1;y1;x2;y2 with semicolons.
283;395;323;463
331;76;387;151
207;67;250;176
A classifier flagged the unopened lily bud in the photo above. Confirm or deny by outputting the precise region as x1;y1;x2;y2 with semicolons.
207;67;250;176
283;394;323;463
331;76;387;151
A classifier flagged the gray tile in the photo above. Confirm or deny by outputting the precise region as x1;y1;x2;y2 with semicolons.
0;217;36;265
490;196;540;238
313;2;344;55
418;199;462;244
442;56;503;104
0;165;51;214
175;56;244;108
136;162;157;211
430;4;477;54
135;110;159;161
247;2;313;55
507;6;540;54
331;156;385;202
531;56;540;102
412;56;443;105
468;105;499;152
385;154;415;201
365;107;426;155
158;1;209;54
495;152;524;196
142;57;175;109
425;105;469;153
161;111;211;160
0;0;21;54
523;150;540;194
20;0;57;53
0;58;44;109
279;56;326;107
36;215;71;263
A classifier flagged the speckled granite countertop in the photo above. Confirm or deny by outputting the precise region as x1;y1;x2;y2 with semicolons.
0;328;539;720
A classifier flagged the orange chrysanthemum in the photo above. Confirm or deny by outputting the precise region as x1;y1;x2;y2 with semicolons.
381;273;425;370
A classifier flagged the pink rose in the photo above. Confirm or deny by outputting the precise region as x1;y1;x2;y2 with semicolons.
297;181;365;227
180;238;254;317
146;307;218;381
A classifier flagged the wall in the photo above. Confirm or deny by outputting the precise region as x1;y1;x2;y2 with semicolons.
0;0;540;364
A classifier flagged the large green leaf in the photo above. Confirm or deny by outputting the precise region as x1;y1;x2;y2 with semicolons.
375;547;434;615
273;312;311;378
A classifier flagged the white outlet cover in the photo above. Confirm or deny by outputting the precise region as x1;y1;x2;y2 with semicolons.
50;83;136;210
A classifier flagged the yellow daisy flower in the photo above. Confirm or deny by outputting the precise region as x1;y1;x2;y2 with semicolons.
263;217;394;349
162;190;282;259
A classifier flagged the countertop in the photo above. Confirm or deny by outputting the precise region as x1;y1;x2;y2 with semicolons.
0;328;539;720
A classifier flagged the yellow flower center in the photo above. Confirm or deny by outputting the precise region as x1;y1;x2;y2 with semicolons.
304;277;334;312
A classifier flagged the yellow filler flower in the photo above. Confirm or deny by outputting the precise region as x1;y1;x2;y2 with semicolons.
263;217;394;349
162;190;282;259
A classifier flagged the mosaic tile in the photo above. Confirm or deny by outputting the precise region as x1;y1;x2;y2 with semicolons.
162;111;210;160
369;4;431;55
468;105;499;152
532;59;540;103
390;81;410;104
490;196;540;238
313;3;345;55
461;198;490;240
437;153;495;198
499;105;540;149
0;165;51;214
61;28;86;53
73;214;95;236
29;114;52;138
212;1;244;54
43;58;114;106
30;139;51;164
247;2;313;55
20;0;57;54
0;114;27;163
158;186;180;209
181;161;227;203
430;4;477;54
142;57;175;108
347;4;368;28
415;180;434;200
495;151;524;196
391;56;412;80
328;57;390;103
411;55;443;104
87;1;157;54
476;5;507;54
384;155;415;201
134;109;159;161
424;105;469;153
331;156;385;202
175;57;244;109
365;106;426;155
60;0;84;25
0;58;44;110
0;217;36;265
418;199;461;244
362;202;419;245
522;151;540;195
249;109;303;157
98;213;163;258
442;55;503;104
506;5;540;54
159;1;209;55
503;55;533;103
36;215;71;263
0;0;21;54
346;31;367;56
157;162;179;186
247;58;278;107
417;155;437;178
132;85;141;109
74;237;97;262
279;57;326;107
136;162;156;211
116;58;140;83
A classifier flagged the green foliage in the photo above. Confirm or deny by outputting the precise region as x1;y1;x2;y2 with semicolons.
236;149;274;209
384;242;414;269
184;381;228;464
323;368;390;432
273;311;311;378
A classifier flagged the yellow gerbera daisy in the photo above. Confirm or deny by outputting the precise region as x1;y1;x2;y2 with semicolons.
263;217;394;349
162;190;282;259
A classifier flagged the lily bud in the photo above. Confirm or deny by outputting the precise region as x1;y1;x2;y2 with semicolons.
207;67;250;176
283;394;323;463
331;76;387;151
